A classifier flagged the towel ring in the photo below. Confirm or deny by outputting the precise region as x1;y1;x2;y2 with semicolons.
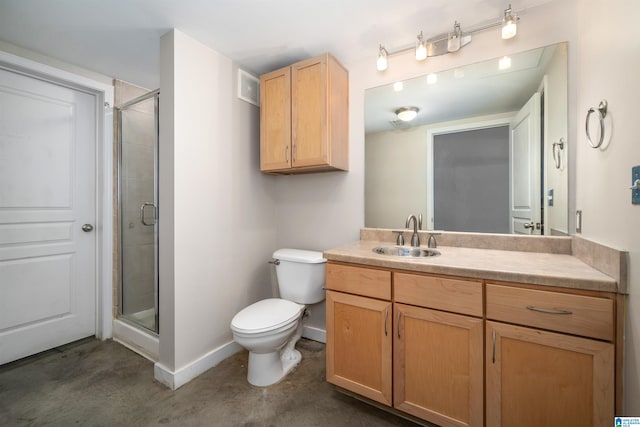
585;100;607;148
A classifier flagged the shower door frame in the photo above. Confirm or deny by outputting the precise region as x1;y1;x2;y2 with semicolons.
117;89;160;334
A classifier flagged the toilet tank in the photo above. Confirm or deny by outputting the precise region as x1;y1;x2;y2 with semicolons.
272;249;326;304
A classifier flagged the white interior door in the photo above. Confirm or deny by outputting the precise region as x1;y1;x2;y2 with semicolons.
509;92;541;235
0;67;96;364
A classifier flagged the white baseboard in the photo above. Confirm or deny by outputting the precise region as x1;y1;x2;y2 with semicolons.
302;325;326;343
154;340;243;390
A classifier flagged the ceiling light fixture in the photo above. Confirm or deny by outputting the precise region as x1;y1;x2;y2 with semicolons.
501;4;518;39
447;21;462;52
396;106;419;122
415;31;427;61
377;44;388;71
376;6;521;71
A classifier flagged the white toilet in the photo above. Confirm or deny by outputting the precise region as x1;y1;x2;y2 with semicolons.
230;248;326;387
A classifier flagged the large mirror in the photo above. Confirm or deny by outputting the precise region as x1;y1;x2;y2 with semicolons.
365;42;568;236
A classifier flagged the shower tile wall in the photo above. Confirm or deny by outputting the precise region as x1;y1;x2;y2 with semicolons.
113;80;152;318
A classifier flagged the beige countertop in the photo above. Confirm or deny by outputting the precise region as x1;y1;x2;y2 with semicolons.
323;240;620;293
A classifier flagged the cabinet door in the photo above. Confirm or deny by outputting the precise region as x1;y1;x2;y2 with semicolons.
394;304;483;427
486;321;614;427
260;66;291;171
326;290;392;406
291;56;328;168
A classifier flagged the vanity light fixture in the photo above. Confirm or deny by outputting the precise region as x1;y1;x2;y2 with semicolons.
447;21;462;52
501;4;518;39
396;106;419;122
415;31;428;61
377;44;388;71
376;5;522;71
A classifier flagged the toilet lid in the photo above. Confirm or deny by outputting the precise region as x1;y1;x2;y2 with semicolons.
231;298;303;334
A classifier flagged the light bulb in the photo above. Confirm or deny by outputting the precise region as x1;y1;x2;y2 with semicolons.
499;56;512;70
502;20;517;39
501;5;517;39
415;31;427;61
377;45;388;71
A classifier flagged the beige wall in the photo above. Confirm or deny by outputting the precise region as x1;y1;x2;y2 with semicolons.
158;29;277;374
574;0;640;414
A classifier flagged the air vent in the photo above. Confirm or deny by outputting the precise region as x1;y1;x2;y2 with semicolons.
237;69;259;106
389;119;412;130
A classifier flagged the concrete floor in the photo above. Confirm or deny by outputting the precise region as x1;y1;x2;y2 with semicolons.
0;338;420;426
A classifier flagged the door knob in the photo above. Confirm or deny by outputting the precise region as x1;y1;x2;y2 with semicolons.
81;224;94;232
523;222;534;229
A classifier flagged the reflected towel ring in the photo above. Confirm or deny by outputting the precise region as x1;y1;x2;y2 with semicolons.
552;137;565;169
585;100;607;148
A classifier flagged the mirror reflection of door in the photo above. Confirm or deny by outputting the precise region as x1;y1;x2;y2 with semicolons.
509;92;542;235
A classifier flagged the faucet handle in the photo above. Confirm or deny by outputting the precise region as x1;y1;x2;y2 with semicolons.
426;230;442;249
392;230;405;246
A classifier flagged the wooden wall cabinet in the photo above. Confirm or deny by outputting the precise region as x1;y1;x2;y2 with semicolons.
259;53;348;174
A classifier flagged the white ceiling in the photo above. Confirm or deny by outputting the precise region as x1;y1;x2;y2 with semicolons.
0;0;553;89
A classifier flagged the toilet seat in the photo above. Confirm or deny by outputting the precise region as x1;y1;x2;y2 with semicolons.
231;298;303;335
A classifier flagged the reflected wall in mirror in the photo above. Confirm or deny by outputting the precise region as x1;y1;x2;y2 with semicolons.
365;42;568;236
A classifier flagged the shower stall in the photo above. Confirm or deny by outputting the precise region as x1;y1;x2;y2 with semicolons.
117;89;159;337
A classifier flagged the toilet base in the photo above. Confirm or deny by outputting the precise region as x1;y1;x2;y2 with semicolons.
247;347;301;387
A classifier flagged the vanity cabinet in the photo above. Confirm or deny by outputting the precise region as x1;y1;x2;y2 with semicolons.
326;261;621;427
394;273;484;427
485;283;615;427
325;263;392;405
259;53;349;174
326;263;484;426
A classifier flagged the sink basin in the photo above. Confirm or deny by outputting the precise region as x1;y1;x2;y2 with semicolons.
372;246;440;258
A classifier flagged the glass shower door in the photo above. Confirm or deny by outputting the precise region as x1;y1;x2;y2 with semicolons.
118;90;159;333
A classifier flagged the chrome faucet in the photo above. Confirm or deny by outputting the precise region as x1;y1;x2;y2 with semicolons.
405;215;420;247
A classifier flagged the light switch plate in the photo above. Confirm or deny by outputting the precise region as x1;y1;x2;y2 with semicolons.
633;166;640;205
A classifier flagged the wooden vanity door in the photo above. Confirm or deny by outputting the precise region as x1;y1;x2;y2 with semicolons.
326;290;392;406
393;303;484;427
486;321;614;427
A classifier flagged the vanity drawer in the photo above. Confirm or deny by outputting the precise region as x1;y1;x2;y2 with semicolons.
326;263;391;300
394;272;483;317
486;283;614;341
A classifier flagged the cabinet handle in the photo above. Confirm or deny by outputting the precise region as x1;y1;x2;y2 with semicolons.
492;330;496;364
384;310;388;336
526;305;573;315
285;146;289;162
397;311;401;339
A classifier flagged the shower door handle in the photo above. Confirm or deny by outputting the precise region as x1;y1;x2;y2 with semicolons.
140;202;157;226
